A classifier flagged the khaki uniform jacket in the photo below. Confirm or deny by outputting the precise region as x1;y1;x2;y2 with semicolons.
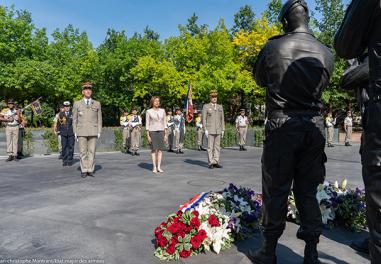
202;103;225;135
73;99;102;137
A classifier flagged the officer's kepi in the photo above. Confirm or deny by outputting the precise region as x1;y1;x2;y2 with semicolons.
278;0;308;22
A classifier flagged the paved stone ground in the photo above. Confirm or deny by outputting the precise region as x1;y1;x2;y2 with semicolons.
0;144;369;264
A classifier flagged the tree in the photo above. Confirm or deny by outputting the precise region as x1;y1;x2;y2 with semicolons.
231;5;256;34
264;0;282;26
185;13;208;36
143;26;160;41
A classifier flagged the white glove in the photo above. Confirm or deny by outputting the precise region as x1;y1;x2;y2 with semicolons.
75;133;78;142
205;130;208;138
221;131;225;138
97;133;101;139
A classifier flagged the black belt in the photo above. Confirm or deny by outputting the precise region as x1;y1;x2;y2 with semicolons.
267;110;321;119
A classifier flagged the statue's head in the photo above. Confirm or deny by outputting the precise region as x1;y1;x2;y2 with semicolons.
279;0;309;33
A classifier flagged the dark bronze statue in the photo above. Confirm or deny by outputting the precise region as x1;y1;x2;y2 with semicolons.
249;1;334;263
335;1;381;262
340;56;370;255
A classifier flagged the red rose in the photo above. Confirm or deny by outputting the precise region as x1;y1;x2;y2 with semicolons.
165;238;177;255
167;223;180;235
157;235;168;247
179;249;193;258
190;236;202;249
208;215;221;227
191;211;199;218
190;217;201;229
178;230;186;238
198;229;207;240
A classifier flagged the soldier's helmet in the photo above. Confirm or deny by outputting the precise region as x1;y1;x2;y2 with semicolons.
278;0;309;22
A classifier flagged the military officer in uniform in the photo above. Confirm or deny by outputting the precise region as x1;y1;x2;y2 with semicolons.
130;107;142;156
344;111;353;146
166;110;175;152
16;105;27;159
325;112;336;147
73;82;102;178
195;111;206;151
235;109;249;151
249;1;334;263
174;108;186;154
0;99;21;162
202;90;225;169
57;101;75;166
120;109;131;154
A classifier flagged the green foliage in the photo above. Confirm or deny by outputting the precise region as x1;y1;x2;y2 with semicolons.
264;0;282;26
23;128;33;155
42;129;59;153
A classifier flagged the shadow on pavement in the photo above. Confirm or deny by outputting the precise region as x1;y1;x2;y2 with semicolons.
321;228;370;261
184;159;209;168
138;162;153;171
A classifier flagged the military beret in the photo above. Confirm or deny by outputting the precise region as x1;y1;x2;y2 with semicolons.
278;0;308;22
82;81;93;89
209;90;218;97
7;99;15;104
240;108;246;112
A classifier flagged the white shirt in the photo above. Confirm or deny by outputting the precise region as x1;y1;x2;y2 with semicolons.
83;98;92;106
236;115;248;127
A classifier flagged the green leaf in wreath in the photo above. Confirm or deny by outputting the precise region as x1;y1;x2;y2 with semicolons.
184;243;192;251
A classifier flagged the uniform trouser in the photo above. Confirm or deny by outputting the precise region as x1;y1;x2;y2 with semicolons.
168;127;174;149
327;126;334;144
197;129;204;146
345;126;352;143
130;127;141;151
207;134;221;165
61;135;75;162
122;128;130;150
238;126;247;146
57;135;62;153
261;116;326;242
78;136;97;173
18;128;24;154
6;126;19;156
174;130;185;150
362;23;381;262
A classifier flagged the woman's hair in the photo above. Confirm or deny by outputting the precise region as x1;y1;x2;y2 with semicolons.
150;96;161;108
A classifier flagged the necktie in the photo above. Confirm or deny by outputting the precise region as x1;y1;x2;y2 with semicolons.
86;100;90;105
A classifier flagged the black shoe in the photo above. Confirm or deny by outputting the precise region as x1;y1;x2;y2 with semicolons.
87;172;94;177
345;142;352;146
67;161;73;166
176;150;180;154
135;151;140;156
198;146;202;151
6;155;14;162
13;156;20;162
17;152;24;157
58;154;63;160
81;172;87;178
239;146;243;151
168;149;174;152
248;249;277;264
248;238;278;264
350;238;369;255
63;162;68;166
131;151;135;156
214;164;223;169
179;150;184;154
201;147;207;151
208;164;214;169
126;149;132;154
304;241;321;264
242;146;247;151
